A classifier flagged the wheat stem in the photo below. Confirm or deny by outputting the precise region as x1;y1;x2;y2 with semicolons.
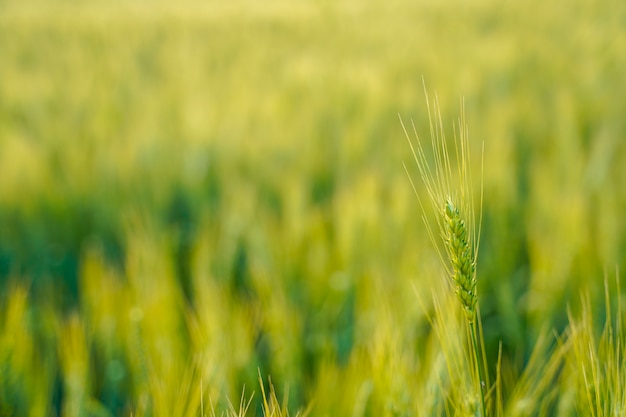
470;319;487;417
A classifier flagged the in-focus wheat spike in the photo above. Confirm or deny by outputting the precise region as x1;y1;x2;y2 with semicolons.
401;88;482;320
443;198;477;322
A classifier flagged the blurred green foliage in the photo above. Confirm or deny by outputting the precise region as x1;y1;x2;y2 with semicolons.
0;0;625;415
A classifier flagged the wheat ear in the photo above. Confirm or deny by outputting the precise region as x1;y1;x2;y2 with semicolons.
443;198;477;322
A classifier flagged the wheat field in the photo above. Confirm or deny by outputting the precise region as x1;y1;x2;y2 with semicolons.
1;0;625;415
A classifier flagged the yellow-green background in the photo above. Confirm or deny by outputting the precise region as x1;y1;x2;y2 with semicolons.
1;0;625;415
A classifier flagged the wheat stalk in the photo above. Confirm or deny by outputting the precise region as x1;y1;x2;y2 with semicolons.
401;87;486;415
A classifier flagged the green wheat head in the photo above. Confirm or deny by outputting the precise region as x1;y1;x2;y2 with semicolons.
402;89;482;322
443;198;477;321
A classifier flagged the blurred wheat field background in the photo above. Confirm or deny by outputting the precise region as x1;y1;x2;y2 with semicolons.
1;0;626;415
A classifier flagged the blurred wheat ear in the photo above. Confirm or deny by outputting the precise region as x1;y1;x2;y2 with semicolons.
401;87;486;415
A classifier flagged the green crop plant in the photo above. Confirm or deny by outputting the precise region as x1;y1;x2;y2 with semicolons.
402;89;487;415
